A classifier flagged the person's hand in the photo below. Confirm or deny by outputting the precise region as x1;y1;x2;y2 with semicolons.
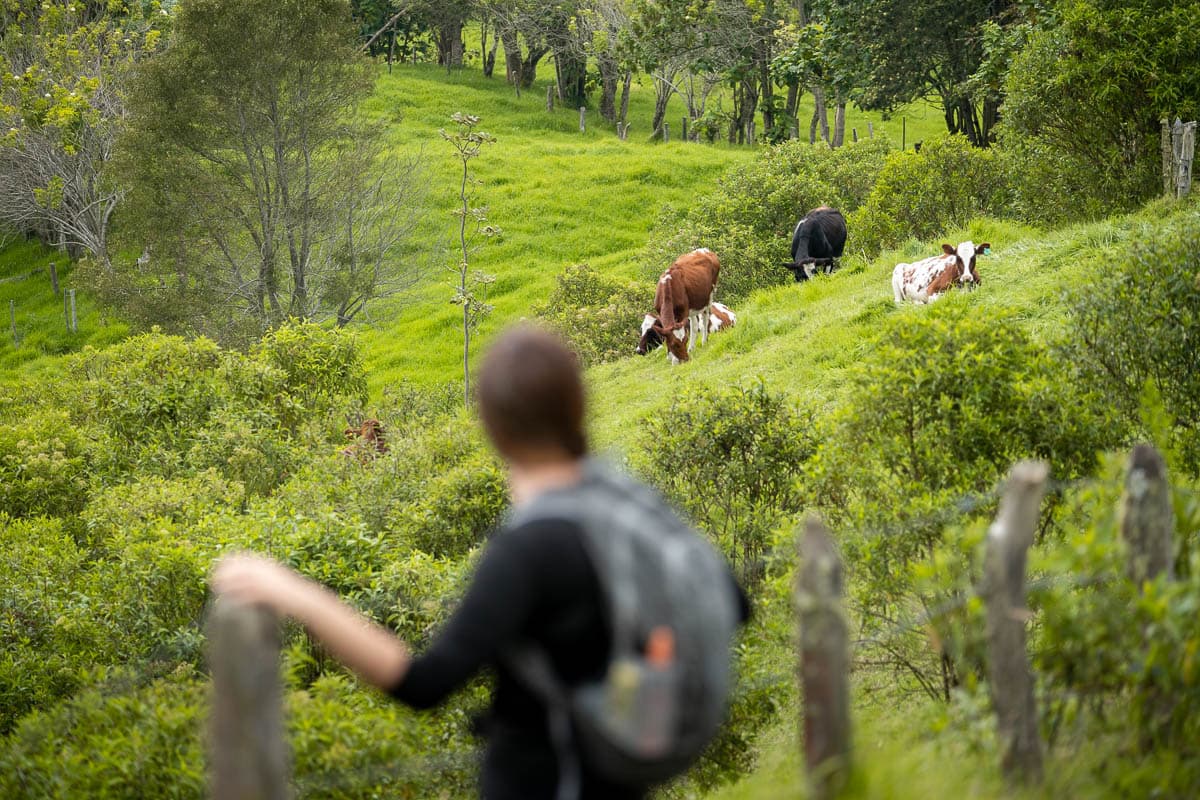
211;553;308;617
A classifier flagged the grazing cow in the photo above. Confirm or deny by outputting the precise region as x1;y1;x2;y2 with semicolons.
638;301;736;356
636;248;720;364
782;207;847;282
892;241;988;304
341;418;388;461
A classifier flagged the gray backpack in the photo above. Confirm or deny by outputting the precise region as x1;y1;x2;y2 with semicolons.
505;458;741;799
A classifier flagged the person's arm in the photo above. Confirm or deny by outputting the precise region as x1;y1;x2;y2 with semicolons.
211;554;411;690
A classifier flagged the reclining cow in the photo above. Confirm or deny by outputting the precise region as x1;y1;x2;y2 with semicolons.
636;248;720;364
892;241;988;304
782;207;847;282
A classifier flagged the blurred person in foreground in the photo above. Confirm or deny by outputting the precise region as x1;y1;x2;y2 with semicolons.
212;324;748;800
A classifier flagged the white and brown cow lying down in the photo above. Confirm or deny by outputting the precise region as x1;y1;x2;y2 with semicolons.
635;248;721;364
892;241;988;304
639;301;736;357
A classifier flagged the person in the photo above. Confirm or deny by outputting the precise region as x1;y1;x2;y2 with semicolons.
212;324;749;799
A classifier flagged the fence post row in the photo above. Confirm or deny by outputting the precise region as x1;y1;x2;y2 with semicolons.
1121;444;1176;584
981;460;1047;784
795;516;851;800
208;601;290;800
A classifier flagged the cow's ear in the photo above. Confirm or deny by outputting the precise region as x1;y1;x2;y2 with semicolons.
941;244;955;256
978;243;991;254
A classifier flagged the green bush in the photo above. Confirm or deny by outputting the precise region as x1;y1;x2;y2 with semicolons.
1060;211;1200;471
0;411;90;519
253;320;369;416
810;304;1111;695
848;135;1011;254
634;381;817;584
641;137;891;303
533;263;647;366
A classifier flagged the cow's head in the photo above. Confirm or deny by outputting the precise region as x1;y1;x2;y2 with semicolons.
647;319;690;364
944;241;987;288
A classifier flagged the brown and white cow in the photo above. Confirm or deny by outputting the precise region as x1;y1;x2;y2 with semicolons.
636;248;720;364
341;418;388;461
892;241;988;304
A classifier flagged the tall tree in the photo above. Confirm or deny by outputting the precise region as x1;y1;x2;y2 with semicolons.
0;1;162;263
115;0;426;342
832;0;1011;146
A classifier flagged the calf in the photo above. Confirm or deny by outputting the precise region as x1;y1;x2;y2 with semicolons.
636;248;720;364
638;301;736;356
782;207;847;282
892;241;988;304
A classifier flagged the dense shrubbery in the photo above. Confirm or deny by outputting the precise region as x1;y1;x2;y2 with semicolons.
1060;211;1200;471
635;381;817;583
641;137;891;302
533;263;646;366
849;136;1011;254
807;303;1112;696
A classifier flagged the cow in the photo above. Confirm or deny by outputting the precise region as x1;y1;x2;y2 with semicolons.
636;248;720;364
782;207;847;282
341;418;388;461
892;241;988;304
638;301;736;356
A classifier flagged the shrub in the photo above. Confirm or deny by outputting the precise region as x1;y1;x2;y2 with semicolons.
641;137;892;303
848;135;1011;254
634;381;817;584
533;263;647;366
0;411;90;519
253;320;368;415
810;304;1111;695
1060;211;1200;471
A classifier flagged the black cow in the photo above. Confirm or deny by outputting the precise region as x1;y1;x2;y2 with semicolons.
782;206;847;282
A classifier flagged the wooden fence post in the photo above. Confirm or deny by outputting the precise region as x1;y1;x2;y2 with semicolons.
663;122;670;143
795;516;851;800
48;262;59;296
68;289;77;333
209;601;290;800
852;128;858;143
682;116;688;142
579;106;586;133
1121;444;1175;584
63;292;71;332
1163;118;1174;196
981;460;1047;784
546;84;554;112
1177;121;1196;198
790;126;799;140
867;122;874;139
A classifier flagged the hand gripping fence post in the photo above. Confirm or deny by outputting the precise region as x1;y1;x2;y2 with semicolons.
208;600;291;800
794;516;851;800
980;461;1046;784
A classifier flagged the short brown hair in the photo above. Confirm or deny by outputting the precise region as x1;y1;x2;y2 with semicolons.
476;324;587;460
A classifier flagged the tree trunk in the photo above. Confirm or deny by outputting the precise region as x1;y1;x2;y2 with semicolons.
556;47;588;107
520;46;547;90
437;20;465;69
832;102;846;147
501;26;523;88
810;85;829;144
598;52;618;122
785;83;799;118
981;96;999;147
617;71;632;128
651;70;676;138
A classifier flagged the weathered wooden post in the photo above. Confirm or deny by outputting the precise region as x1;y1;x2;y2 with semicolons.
747;120;756;145
546;84;554;112
1177;121;1196;199
795;516;851;800
790;126;799;140
63;292;71;332
663;122;670;143
1163;118;1174;196
682;116;688;142
579;106;586;133
68;289;77;333
867;122;874;139
48;262;59;296
1121;444;1175;585
8;300;17;347
852;128;858;143
209;601;290;800
981;460;1047;784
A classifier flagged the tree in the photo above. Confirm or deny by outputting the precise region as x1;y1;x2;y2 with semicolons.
114;0;426;343
441;113;499;408
0;1;162;263
828;0;1014;146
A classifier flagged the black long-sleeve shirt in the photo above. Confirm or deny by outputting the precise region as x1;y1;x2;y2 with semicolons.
388;515;748;799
